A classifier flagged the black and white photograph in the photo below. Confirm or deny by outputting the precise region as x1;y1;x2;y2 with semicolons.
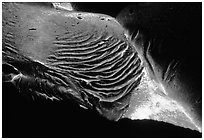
2;2;202;138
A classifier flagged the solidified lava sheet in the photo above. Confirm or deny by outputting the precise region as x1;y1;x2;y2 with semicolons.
2;2;202;138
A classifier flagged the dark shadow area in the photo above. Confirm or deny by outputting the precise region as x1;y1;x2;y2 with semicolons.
71;2;132;17
2;82;201;138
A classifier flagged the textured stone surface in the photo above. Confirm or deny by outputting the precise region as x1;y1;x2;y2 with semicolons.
3;2;144;121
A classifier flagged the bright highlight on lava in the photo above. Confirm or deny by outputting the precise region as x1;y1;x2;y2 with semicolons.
52;2;73;11
124;68;201;132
